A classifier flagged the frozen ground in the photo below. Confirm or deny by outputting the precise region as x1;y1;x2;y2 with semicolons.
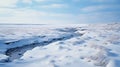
0;23;120;67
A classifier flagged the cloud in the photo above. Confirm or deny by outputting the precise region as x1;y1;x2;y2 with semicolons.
72;0;118;2
21;0;63;4
22;0;33;4
40;4;68;8
81;5;120;12
1;7;119;24
34;0;62;2
0;0;119;24
90;0;118;2
0;0;72;24
35;0;52;2
0;0;18;7
72;0;80;2
0;8;75;24
17;0;66;9
77;12;120;23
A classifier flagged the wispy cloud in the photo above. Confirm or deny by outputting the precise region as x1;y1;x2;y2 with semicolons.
81;5;120;12
35;0;61;2
21;0;63;3
22;0;33;4
40;4;68;8
90;0;119;2
77;12;120;23
73;0;119;2
0;0;120;24
0;0;18;7
0;7;75;24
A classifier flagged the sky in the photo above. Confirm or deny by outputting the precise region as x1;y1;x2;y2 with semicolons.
0;0;120;24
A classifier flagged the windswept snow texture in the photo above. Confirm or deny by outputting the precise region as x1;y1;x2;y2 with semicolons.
0;23;120;67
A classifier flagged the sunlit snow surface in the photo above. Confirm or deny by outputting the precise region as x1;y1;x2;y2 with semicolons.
0;23;120;67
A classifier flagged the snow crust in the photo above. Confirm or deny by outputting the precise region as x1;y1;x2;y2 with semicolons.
0;23;120;67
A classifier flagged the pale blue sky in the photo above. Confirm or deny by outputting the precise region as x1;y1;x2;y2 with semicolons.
0;0;120;24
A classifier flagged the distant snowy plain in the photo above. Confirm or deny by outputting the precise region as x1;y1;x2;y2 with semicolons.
0;23;120;67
